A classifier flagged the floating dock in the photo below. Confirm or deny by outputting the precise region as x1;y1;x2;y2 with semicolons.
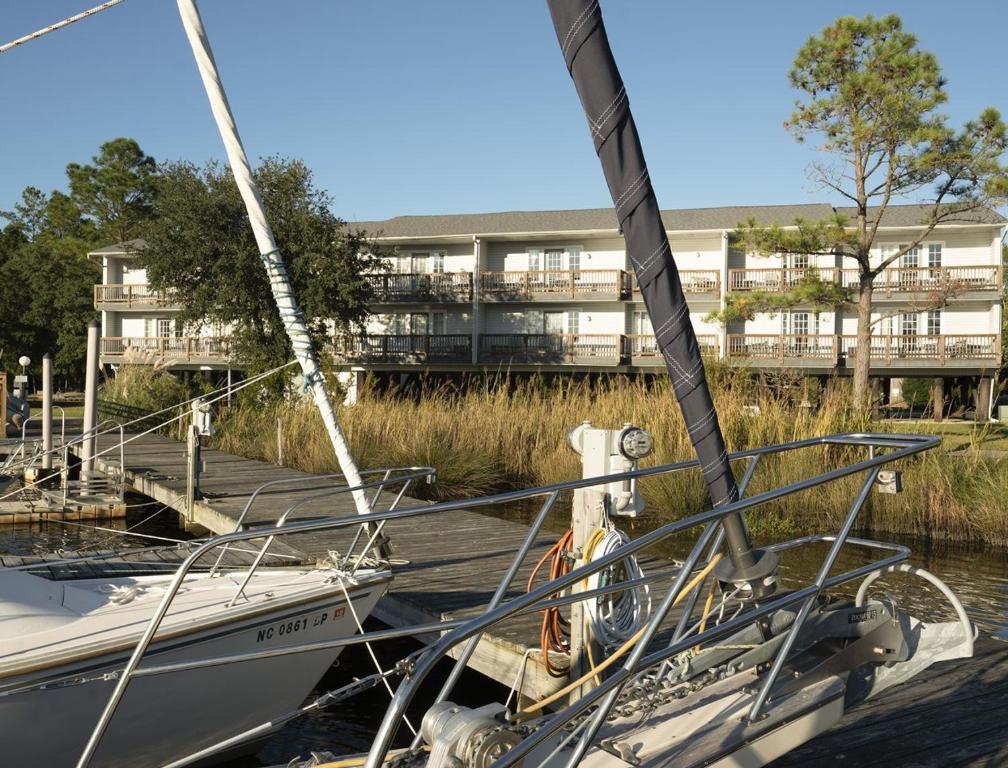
65;429;1008;765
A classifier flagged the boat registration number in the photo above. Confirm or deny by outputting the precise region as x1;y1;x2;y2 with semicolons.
256;606;346;643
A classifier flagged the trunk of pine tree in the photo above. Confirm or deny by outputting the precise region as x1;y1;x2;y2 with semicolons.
851;275;874;408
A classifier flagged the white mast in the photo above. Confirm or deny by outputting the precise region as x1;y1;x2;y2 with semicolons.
176;0;371;518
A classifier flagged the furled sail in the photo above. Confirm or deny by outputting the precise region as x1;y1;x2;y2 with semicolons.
546;0;756;571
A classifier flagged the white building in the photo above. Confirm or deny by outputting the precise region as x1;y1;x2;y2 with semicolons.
90;203;1004;402
90;239;230;373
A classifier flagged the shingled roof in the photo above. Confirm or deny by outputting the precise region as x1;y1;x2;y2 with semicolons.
353;204;835;238
834;204;1006;228
88;238;147;256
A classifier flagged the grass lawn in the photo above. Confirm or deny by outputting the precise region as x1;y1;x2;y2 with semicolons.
882;420;1008;452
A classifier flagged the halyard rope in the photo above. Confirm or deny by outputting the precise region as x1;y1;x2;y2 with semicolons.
0;1;127;55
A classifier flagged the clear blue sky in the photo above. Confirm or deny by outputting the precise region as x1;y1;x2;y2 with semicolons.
2;1;1006;223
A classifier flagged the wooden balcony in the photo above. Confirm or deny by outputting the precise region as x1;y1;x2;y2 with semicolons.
728;265;1001;294
727;334;838;366
839;334;1000;366
839;266;1002;294
94;284;175;309
480;334;623;365
480;270;630;301
100;336;230;364
365;272;472;303
728;268;837;292
632;270;721;296
627;334;719;365
334;334;471;364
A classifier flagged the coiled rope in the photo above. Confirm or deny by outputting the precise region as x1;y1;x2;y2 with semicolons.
527;529;574;677
582;527;651;650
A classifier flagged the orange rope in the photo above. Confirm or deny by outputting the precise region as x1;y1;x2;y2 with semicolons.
527;529;574;677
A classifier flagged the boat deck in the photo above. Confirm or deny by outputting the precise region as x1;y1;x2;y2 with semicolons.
61;430;1008;765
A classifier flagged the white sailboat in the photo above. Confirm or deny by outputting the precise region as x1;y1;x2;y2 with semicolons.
0;566;389;768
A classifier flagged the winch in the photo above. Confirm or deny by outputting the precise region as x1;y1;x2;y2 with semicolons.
421;702;523;768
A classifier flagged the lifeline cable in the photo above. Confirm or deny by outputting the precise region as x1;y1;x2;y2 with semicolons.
0;1;127;55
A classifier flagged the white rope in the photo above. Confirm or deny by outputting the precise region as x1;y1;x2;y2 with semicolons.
175;0;371;520
583;528;651;649
0;1;127;55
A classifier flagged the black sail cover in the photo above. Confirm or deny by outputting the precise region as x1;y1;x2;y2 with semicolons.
547;2;743;522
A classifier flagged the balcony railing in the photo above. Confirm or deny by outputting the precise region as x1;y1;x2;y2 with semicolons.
366;272;472;302
839;266;1002;293
728;268;837;293
626;333;719;359
632;270;720;295
94;284;175;308
334;334;472;363
839;334;1000;363
100;336;230;362
480;333;623;364
480;270;631;300
727;334;838;361
728;265;1001;293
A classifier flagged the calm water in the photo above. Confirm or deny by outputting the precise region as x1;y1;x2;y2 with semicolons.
2;498;1004;766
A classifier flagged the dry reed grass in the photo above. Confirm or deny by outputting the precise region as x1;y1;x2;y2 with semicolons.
209;369;1007;546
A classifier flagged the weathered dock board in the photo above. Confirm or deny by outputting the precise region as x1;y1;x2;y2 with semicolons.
77;431;596;701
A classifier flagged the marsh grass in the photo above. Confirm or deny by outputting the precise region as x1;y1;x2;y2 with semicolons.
211;368;1008;546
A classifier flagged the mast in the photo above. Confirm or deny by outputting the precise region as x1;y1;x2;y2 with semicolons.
545;0;776;588
175;0;371;519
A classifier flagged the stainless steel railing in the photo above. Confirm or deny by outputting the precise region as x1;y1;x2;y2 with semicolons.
74;431;938;768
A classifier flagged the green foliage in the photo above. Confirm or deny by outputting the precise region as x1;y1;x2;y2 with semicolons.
66;138;157;244
899;377;932;409
139;157;388;377
706;274;850;324
0;138;156;384
738;14;1008;404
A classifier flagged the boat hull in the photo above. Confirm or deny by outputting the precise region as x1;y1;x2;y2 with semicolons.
0;579;385;768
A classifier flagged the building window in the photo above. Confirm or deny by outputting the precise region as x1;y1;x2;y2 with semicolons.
633;310;652;336
544;311;563;335
396;254;412;274
568;247;582;277
431;252;445;273
926;310;941;337
410;252;429;273
790;253;810;270
567;310;580;336
927;243;942;268
900;245;919;268
789;311;810;336
409;312;428;335
527;248;542;272
431;311;446;336
545;248;564;273
899;312;918;336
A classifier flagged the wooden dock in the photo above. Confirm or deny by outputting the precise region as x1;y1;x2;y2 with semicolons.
66;429;1008;765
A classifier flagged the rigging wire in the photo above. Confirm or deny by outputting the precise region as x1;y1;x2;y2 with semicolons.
0;1;128;55
0;360;296;506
